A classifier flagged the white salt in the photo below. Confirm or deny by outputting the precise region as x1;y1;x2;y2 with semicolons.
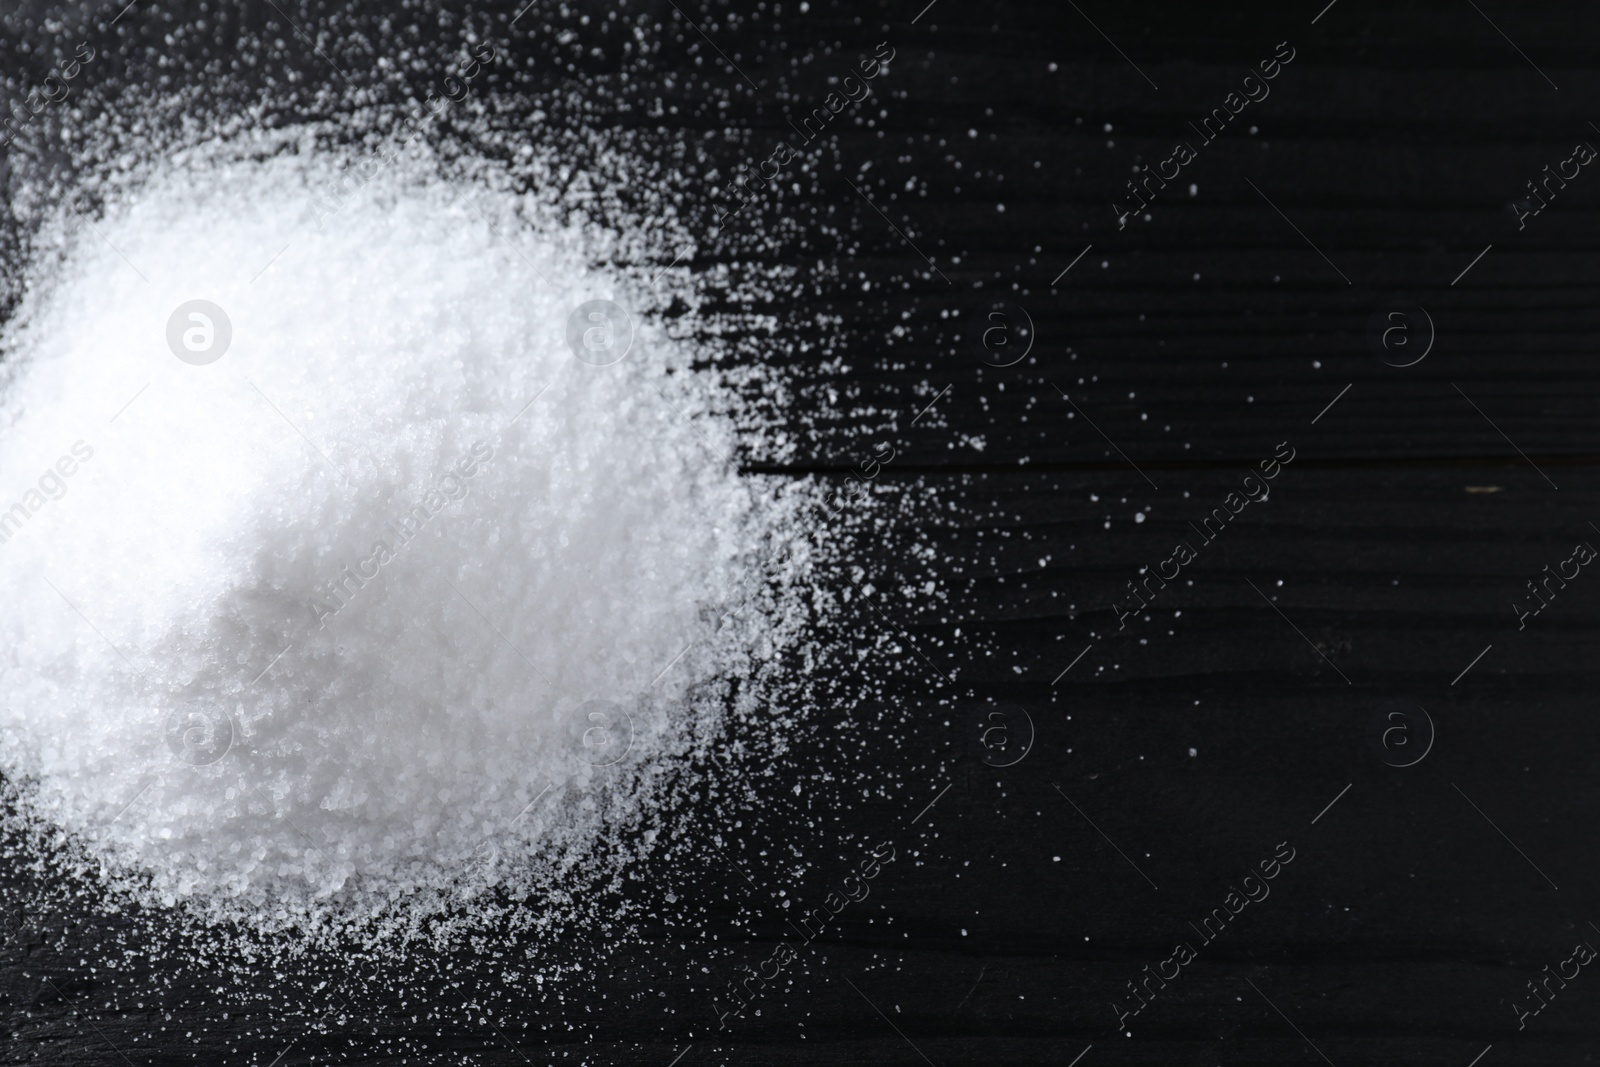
0;133;824;938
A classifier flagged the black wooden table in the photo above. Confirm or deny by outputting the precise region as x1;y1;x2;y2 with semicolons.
3;1;1599;1064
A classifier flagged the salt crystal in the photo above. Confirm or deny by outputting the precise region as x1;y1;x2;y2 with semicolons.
0;134;825;939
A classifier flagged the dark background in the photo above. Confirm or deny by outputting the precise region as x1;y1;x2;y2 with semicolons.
4;1;1600;1064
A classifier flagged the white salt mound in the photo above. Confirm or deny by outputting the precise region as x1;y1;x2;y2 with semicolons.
0;139;813;931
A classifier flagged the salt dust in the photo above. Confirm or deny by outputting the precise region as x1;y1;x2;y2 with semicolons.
0;131;834;942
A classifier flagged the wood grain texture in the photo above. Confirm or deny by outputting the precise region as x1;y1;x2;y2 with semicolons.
4;1;1600;1065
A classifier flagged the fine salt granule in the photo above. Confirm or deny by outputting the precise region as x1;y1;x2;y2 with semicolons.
0;133;829;938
